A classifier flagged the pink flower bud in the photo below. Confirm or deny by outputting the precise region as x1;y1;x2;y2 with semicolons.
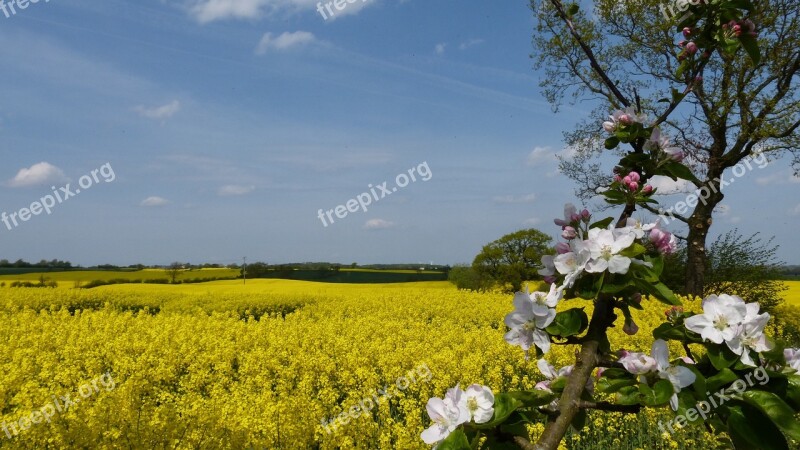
544;275;556;284
694;75;703;82
649;228;666;244
613;174;622;183
623;318;639;336
596;367;605;379
678;40;687;48
642;185;653;194
627;182;639;191
581;209;591;220
561;226;577;240
622;176;632;185
627;171;640;182
556;242;571;254
686;42;698;55
733;24;742;36
619;114;633;125
702;50;712;59
570;213;581;222
682;27;692;38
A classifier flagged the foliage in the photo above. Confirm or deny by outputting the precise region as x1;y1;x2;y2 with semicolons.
448;265;492;291
472;228;553;292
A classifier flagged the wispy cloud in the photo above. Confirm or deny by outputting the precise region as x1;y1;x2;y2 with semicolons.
364;218;394;230
459;38;484;50
492;193;537;204
255;31;317;54
135;100;181;120
140;196;170;207
218;184;255;196
6;162;69;188
526;146;556;166
434;43;447;55
187;0;377;23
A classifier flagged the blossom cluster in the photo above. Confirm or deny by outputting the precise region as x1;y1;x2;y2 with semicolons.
618;339;695;410
421;384;495;447
684;294;771;366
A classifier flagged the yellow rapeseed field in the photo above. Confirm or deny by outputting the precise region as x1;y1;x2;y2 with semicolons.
0;280;789;449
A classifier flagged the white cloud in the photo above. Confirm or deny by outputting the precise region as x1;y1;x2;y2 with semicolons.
135;100;181;120
434;43;447;55
6;162;69;188
493;193;537;204
526;146;556;166
649;175;692;194
364;218;394;230
255;31;316;54
140;196;170;207
523;218;541;226
459;38;484;50
218;184;255;196
755;170;800;186
187;0;377;23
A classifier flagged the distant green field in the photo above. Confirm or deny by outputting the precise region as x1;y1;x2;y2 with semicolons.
0;268;239;286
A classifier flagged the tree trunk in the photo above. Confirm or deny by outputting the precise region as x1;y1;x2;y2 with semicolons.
684;177;724;296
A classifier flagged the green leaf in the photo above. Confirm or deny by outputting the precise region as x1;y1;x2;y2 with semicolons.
739;34;761;66
437;429;471;450
604;136;620;150
706;368;738;393
589;217;614;230
616;385;641;405
545;308;589;338
653;322;685;341
663;161;700;184
476;393;522;428
742;390;800;441
640;379;674;406
633;278;680;305
567;3;579;16
727;404;788;450
597;376;637;394
619;243;646;258
676;60;690;78
705;344;740;370
571;409;587;432
506;390;557;408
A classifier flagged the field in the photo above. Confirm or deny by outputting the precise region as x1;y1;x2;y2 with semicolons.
0;280;798;449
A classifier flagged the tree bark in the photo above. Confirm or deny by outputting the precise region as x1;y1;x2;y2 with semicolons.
532;295;616;449
684;173;724;296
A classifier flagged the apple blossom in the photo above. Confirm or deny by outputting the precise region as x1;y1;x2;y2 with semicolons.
584;228;636;275
554;203;578;227
504;288;558;356
684;294;748;344
619;350;657;375
784;348;800;372
651;339;696;410
562;226;577;240
464;384;495;424
421;385;471;445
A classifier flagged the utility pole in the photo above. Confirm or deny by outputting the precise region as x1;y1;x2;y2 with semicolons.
243;256;247;285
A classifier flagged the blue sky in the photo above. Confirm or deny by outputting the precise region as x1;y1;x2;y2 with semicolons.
0;0;797;266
